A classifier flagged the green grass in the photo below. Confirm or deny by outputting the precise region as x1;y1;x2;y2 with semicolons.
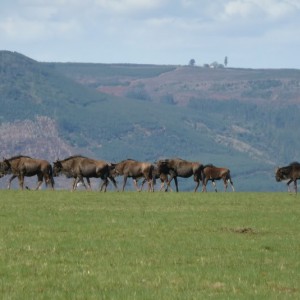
0;191;299;299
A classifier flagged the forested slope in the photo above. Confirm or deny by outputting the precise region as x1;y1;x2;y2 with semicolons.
1;51;300;191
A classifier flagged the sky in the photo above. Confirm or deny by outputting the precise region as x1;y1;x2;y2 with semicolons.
1;0;300;69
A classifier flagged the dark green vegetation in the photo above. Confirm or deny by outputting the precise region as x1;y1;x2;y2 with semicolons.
1;50;300;191
1;191;299;299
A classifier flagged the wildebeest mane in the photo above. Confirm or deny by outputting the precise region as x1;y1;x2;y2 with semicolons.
170;157;185;162
203;164;215;168
117;158;137;163
6;155;32;161
279;162;300;176
60;155;88;162
279;165;294;176
157;157;184;164
289;161;300;166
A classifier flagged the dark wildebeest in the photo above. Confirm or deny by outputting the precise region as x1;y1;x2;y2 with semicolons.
53;155;118;191
98;163;120;192
140;163;171;192
113;159;154;191
202;164;235;192
275;162;300;194
156;158;204;192
0;155;54;190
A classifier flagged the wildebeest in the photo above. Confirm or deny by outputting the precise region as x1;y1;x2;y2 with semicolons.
0;155;54;190
275;162;300;194
202;164;235;192
140;163;171;192
53;155;118;191
156;158;204;192
112;159;154;191
98;162;119;192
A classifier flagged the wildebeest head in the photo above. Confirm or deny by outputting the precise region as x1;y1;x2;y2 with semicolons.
0;159;11;175
156;160;170;174
53;160;63;177
275;167;288;182
108;163;118;177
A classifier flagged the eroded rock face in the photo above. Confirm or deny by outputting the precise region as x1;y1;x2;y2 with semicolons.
0;116;74;161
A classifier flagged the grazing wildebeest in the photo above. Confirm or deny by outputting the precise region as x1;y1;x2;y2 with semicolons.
156;158;204;192
275;162;300;194
0;155;54;190
202;164;235;192
113;159;154;191
53;155;118;191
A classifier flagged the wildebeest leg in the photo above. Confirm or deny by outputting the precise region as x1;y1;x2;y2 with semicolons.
139;178;152;192
85;177;92;190
294;179;297;194
160;181;165;191
141;177;148;192
140;178;146;191
287;179;293;193
162;180;173;192
194;180;200;192
229;178;235;192
7;175;17;189
212;180;217;192
165;174;175;192
153;177;156;190
74;178;85;190
122;175;128;191
133;178;141;192
193;175;200;192
72;177;80;191
148;178;154;192
202;178;207;192
18;174;25;190
44;173;55;190
50;174;55;190
173;177;179;192
99;178;108;192
223;178;228;192
159;174;169;192
147;177;155;192
74;176;89;191
110;177;119;191
36;174;44;190
159;180;166;191
43;170;54;190
100;180;107;192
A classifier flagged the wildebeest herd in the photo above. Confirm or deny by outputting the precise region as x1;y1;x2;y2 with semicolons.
0;155;299;193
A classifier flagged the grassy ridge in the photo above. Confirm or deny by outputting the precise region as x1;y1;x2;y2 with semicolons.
0;191;299;299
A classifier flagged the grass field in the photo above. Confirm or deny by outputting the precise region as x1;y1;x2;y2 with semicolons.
0;191;299;299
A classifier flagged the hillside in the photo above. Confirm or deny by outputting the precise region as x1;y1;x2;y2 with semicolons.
52;60;300;165
54;63;300;106
1;51;300;191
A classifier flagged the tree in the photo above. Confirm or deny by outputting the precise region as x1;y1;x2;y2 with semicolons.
224;56;228;67
189;59;196;66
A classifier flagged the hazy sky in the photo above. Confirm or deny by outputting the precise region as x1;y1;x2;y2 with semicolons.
1;0;300;68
